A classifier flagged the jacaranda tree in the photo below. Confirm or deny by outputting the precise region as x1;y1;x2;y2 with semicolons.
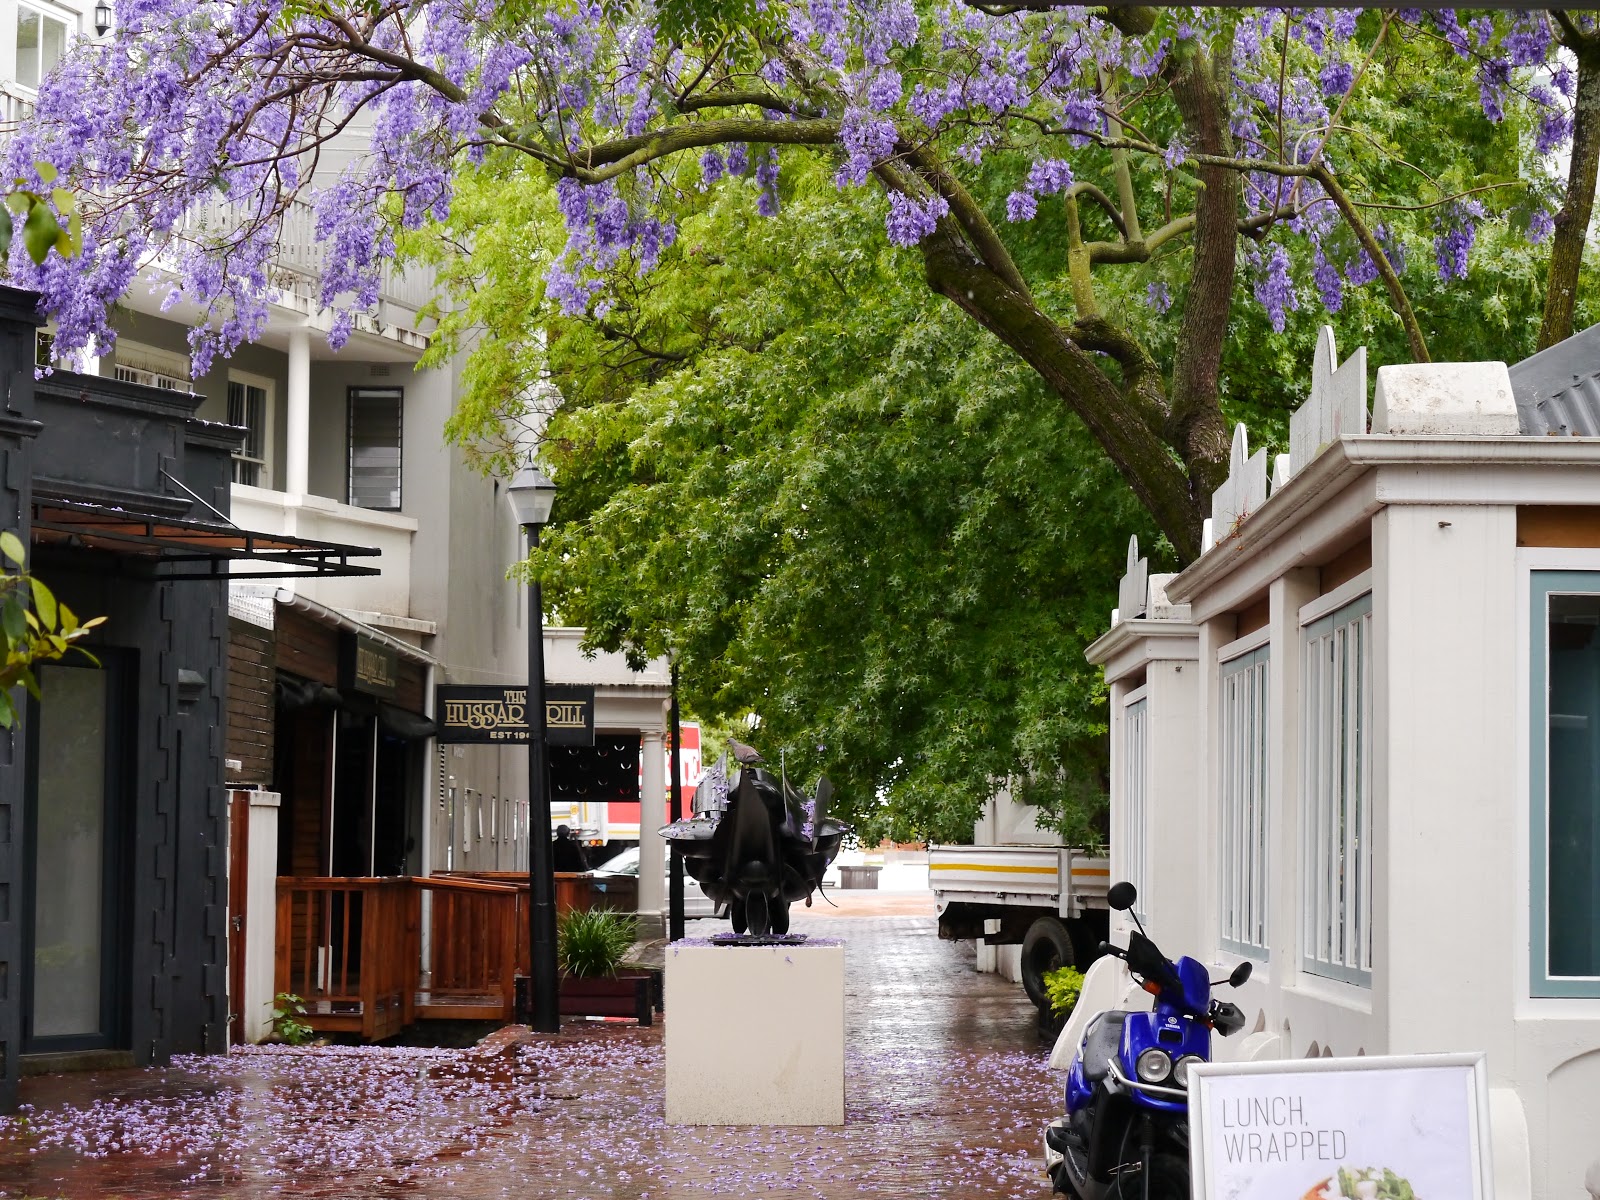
1;2;1585;560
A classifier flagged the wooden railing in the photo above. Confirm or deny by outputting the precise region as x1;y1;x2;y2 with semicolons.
415;875;523;1020
275;877;418;1041
275;872;640;1039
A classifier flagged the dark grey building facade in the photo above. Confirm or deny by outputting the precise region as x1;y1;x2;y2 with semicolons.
0;284;371;1107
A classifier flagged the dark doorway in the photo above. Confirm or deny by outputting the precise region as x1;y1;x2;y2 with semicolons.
23;656;132;1054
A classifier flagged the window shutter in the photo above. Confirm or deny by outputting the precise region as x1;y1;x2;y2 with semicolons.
348;387;403;510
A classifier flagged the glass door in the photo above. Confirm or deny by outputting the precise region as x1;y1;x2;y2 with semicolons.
24;660;128;1051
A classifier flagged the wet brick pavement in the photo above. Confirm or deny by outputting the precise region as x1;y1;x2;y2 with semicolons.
0;904;1062;1199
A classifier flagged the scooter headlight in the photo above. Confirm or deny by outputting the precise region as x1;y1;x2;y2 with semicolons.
1173;1055;1204;1089
1135;1048;1173;1084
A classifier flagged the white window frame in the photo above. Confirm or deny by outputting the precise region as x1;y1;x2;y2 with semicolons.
1524;560;1600;1001
1121;684;1150;919
12;1;72;93
1299;586;1374;986
226;369;274;489
1218;630;1271;960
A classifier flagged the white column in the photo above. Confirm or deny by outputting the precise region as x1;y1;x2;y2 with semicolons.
638;727;667;936
286;327;311;495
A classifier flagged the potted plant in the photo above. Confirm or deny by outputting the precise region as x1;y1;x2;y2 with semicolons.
1039;964;1085;1040
556;908;653;1025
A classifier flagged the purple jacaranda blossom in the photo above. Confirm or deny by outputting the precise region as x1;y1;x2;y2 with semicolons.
1145;281;1172;314
1434;199;1484;280
1253;243;1299;332
1026;159;1074;197
885;191;949;246
1528;206;1556;245
1006;191;1038;222
700;149;725;189
0;0;1570;375
1320;60;1355;98
1311;245;1343;313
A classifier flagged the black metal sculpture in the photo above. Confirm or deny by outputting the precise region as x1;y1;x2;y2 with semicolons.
660;750;849;937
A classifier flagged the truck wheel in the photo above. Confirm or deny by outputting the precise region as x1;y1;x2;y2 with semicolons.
1021;917;1075;1012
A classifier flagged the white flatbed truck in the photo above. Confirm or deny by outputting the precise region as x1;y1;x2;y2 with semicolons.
930;795;1112;1016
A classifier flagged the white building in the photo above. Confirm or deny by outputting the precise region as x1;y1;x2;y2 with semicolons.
1085;326;1600;1198
2;0;546;883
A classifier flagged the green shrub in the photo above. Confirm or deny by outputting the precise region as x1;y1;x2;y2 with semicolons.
1044;965;1086;1017
557;907;638;978
271;992;314;1045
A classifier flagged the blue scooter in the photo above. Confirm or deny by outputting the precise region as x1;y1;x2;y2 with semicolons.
1044;881;1251;1200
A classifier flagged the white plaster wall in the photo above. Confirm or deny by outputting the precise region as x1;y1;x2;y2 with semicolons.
1130;658;1202;953
231;486;417;616
242;791;281;1045
1373;504;1519;1065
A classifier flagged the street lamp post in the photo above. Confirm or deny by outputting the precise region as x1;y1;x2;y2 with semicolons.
508;465;559;1034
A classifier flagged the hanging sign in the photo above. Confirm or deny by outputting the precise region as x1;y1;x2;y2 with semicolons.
434;684;595;746
339;631;399;699
1188;1053;1492;1200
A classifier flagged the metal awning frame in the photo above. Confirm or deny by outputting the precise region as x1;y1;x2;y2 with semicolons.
31;498;382;581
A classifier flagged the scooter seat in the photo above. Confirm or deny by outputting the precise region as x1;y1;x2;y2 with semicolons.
1080;1010;1129;1083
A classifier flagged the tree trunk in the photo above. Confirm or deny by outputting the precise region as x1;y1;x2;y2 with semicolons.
1540;42;1600;351
1165;33;1238;519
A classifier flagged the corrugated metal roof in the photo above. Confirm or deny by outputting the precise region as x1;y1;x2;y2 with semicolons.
1508;322;1600;436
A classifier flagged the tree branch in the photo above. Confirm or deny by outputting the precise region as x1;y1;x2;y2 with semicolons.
1064;181;1128;241
1311;163;1430;362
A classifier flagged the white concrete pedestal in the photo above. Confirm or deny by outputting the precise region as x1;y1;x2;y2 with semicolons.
665;940;845;1125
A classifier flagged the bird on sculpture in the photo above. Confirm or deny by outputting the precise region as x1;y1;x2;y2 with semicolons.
726;738;765;765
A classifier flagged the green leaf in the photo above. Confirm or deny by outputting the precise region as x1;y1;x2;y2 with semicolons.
49;187;73;215
0;531;24;566
18;666;40;702
0;204;12;259
30;578;56;631
2;597;26;645
32;161;57;185
21;201;60;265
0;691;14;729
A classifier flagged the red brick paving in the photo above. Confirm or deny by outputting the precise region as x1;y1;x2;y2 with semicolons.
0;910;1058;1200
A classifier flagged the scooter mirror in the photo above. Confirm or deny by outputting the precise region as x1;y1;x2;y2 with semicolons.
1228;960;1253;988
1107;881;1137;911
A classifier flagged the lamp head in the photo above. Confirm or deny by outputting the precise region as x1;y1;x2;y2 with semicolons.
507;464;557;529
94;0;112;36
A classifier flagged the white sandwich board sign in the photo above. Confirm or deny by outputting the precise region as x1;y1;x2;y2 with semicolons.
1188;1053;1493;1200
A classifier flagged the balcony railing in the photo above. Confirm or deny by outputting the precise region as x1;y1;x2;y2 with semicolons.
192;198;436;322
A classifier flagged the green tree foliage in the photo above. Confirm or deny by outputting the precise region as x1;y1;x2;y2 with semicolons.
415;161;1160;842
0;531;104;727
403;24;1590;845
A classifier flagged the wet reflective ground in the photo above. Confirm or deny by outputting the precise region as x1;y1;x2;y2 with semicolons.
0;912;1061;1199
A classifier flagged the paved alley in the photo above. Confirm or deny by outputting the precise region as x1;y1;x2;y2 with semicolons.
0;910;1060;1200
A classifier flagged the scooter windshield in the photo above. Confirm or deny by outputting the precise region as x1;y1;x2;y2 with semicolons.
1174;956;1211;1016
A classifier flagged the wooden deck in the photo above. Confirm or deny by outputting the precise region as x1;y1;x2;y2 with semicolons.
275;871;640;1040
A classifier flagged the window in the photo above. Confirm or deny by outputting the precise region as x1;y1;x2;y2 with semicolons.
1219;643;1271;958
1301;594;1373;985
226;375;271;487
348;387;403;510
15;4;68;90
1121;687;1149;916
1530;572;1600;997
